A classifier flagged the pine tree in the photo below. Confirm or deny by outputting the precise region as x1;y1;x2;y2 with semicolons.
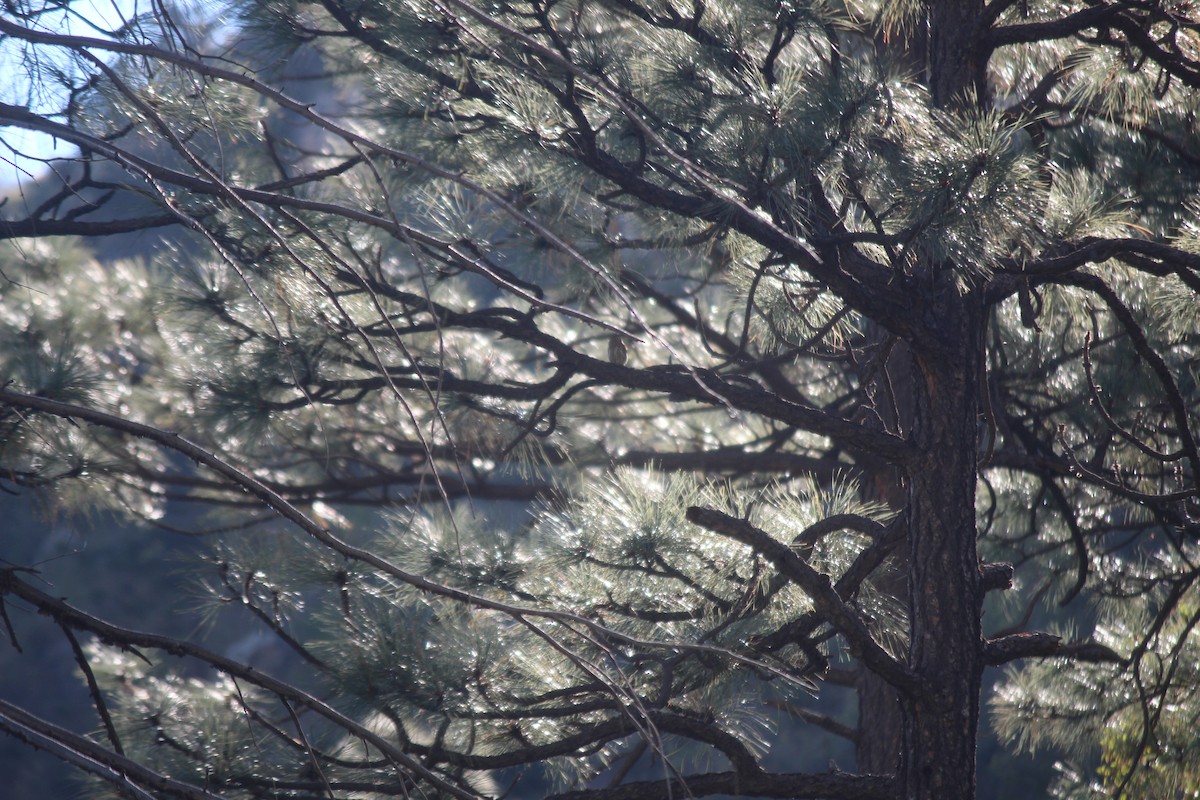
2;2;1199;799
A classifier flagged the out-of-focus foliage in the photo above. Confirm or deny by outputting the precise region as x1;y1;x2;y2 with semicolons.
993;554;1200;800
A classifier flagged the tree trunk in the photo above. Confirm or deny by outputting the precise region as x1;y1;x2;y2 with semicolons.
856;667;904;775
900;296;986;799
892;5;988;796
927;0;988;107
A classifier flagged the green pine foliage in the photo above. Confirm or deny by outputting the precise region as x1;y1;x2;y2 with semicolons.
2;1;1200;799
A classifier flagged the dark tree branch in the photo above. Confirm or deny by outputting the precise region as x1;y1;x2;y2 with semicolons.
0;695;230;800
769;699;860;744
314;0;493;101
58;622;125;758
984;631;1125;666
616;447;849;477
988;236;1200;301
990;4;1124;47
980;562;1014;593
0;214;176;239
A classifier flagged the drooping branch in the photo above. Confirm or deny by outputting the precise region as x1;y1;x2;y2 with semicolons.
988;236;1200;301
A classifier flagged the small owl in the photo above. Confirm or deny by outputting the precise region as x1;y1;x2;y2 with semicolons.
608;335;628;366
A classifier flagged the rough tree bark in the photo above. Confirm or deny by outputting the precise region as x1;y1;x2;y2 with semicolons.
860;5;990;796
902;294;987;798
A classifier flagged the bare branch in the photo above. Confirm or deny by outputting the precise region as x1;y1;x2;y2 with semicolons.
0;695;230;800
984;632;1125;666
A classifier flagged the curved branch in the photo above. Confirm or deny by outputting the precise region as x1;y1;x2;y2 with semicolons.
990;4;1124;47
1058;271;1200;493
988;236;1200;303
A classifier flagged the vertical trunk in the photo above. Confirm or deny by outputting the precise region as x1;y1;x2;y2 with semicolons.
928;1;988;107
856;667;904;774
893;5;988;797
900;298;986;799
855;2;987;773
